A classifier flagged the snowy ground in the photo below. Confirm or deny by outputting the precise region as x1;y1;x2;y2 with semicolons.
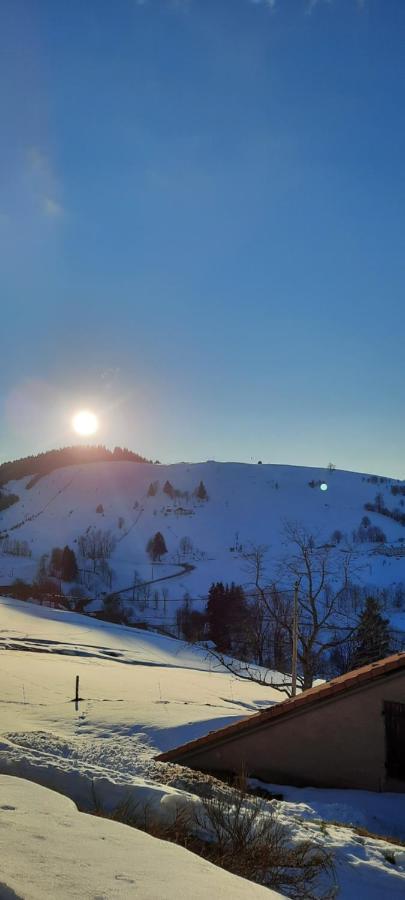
0;597;404;898
0;776;280;900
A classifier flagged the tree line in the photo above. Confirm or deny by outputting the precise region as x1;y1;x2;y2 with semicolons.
0;444;152;488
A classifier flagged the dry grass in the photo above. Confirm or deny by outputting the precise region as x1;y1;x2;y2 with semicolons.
195;786;337;899
325;819;405;848
89;779;337;899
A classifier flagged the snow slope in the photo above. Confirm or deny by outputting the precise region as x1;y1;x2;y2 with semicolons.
1;461;404;624
0;776;280;900
0;597;404;899
0;597;282;801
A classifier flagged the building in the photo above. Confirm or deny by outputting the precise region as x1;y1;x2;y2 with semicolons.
157;653;405;792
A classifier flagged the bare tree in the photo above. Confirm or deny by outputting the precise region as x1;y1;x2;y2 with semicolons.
206;648;294;695
78;528;116;573
179;536;193;560
207;528;359;695
239;544;290;675
275;522;358;689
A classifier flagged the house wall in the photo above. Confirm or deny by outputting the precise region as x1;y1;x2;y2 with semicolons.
178;671;405;792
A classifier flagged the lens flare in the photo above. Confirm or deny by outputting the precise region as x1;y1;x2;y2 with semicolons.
72;410;98;436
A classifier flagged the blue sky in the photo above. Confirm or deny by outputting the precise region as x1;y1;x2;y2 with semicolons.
1;0;404;476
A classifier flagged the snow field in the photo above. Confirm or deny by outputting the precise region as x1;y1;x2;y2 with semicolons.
0;598;404;897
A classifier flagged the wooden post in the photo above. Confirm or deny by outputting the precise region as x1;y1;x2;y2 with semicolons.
291;581;299;698
75;675;80;711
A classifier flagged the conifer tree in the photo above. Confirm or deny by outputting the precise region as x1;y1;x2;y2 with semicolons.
148;531;168;562
207;582;228;651
352;597;391;669
196;480;208;500
61;546;79;582
49;547;63;576
163;480;175;499
206;582;250;654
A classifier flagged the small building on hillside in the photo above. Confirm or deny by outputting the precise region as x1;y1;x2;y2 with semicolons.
157;654;405;793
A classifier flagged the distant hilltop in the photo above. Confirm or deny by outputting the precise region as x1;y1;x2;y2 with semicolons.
0;445;154;487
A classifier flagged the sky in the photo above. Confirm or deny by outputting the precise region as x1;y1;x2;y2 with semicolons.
1;0;404;477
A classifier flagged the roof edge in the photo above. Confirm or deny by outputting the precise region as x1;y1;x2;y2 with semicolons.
156;652;405;764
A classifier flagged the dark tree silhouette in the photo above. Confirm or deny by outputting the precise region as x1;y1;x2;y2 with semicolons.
49;547;63;576
196;480;208;501
206;582;251;655
207;582;228;651
148;531;168;562
163;480;175;499
352;598;391;669
0;445;152;488
61;546;79;582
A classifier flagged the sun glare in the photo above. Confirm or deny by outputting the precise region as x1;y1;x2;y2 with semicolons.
72;409;99;436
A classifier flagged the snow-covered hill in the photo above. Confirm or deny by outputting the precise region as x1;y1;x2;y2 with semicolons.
1;461;404;616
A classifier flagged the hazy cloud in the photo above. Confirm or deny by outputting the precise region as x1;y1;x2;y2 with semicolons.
26;147;65;220
249;0;277;9
306;0;366;12
135;0;192;8
249;0;366;13
43;197;64;219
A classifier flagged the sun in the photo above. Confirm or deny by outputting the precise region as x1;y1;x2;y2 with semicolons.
72;409;99;436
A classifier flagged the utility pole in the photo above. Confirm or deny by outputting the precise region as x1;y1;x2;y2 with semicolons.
291;580;299;697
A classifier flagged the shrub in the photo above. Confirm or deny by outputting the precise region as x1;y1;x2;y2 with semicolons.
26;474;41;489
101;594;130;624
364;497;405;527
67;586;90;612
197;788;336;898
10;579;33;600
91;783;337;900
0;538;31;557
353;523;386;544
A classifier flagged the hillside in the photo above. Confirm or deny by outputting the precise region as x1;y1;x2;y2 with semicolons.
0;461;404;622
